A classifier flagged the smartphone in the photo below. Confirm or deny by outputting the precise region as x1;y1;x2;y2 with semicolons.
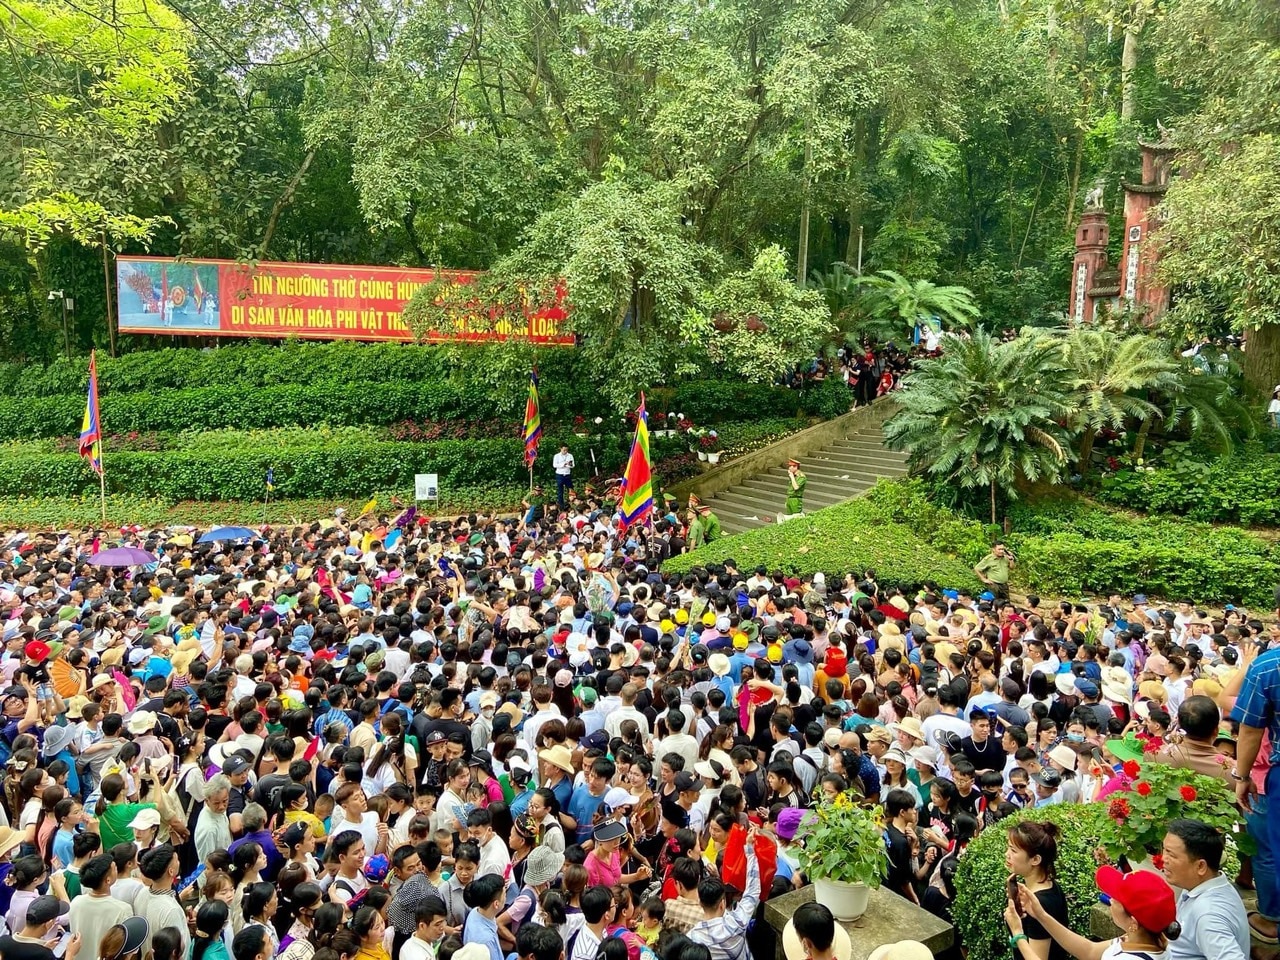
1008;876;1023;914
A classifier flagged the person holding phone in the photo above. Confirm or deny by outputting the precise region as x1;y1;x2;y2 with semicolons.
1004;821;1070;960
0;895;79;960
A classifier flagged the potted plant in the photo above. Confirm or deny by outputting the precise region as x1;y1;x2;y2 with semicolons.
794;793;887;921
1098;752;1251;872
701;430;722;464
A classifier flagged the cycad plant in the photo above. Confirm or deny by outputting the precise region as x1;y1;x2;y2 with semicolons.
855;269;980;342
884;330;1075;523
1061;328;1181;472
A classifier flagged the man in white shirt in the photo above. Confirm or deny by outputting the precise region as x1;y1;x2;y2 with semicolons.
920;686;972;752
553;444;575;508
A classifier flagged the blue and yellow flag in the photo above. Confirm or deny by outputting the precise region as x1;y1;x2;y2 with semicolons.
619;393;653;530
78;351;102;475
265;467;275;492
523;369;542;468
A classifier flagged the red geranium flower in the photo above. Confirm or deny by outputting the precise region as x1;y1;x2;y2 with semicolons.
1151;854;1165;870
1136;781;1152;797
1141;739;1161;755
1180;785;1197;802
1122;760;1141;778
1108;796;1131;820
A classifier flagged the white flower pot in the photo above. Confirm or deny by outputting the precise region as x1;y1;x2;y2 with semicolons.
707;452;722;464
814;878;870;922
697;451;708;461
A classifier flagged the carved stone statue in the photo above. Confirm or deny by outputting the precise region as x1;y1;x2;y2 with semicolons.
1084;179;1105;210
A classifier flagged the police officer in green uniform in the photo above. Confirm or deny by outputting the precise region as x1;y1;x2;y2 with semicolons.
697;503;722;543
784;458;807;515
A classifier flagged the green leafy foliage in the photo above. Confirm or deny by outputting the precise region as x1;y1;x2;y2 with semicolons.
0;377;811;442
884;330;1074;522
953;804;1109;960
1005;497;1280;606
662;494;984;592
1097;761;1249;864
0;489;526;529
799;377;854;421
1096;444;1280;525
794;795;887;887
0;432;693;500
864;478;1280;605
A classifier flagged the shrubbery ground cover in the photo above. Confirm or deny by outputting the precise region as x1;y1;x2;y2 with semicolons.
869;480;1280;606
662;495;985;592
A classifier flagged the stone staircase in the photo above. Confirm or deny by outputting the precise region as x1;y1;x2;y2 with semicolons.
704;421;909;534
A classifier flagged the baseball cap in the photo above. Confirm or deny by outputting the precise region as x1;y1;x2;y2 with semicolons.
129;808;162;831
23;639;50;662
27;894;71;925
673;771;699;793
594;819;628;843
222;756;250;776
1095;865;1176;934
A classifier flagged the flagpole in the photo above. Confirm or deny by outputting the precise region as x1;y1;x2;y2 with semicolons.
98;434;107;525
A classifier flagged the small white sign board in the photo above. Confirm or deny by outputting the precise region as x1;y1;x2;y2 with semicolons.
414;473;439;502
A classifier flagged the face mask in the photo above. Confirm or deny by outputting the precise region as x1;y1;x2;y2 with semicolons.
1067;732;1085;743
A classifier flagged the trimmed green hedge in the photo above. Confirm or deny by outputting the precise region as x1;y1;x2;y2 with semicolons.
1006;499;1280;606
0;381;815;442
0;487;528;529
1097;446;1280;526
866;479;1280;606
661;496;985;592
953;804;1107;960
0;433;687;500
0;343;817;438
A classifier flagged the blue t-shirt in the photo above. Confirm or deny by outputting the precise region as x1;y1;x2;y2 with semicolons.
549;776;572;812
567;784;606;844
52;828;76;870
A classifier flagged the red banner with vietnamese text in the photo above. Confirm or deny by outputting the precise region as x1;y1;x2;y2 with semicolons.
115;257;573;345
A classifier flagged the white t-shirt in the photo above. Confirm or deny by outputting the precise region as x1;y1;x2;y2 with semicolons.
554;452;575;476
920;713;972;752
401;938;437;960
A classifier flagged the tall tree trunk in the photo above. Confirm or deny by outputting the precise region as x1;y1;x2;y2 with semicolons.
1078;426;1097;474
1243;322;1280;399
1064;132;1084;232
101;233;117;358
1121;21;1139;121
990;477;997;526
1132;416;1153;460
797;136;813;284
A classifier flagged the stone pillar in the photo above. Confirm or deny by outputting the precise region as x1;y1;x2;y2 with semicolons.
1070;209;1110;324
1121;141;1175;322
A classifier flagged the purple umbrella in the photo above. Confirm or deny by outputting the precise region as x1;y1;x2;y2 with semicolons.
90;546;158;567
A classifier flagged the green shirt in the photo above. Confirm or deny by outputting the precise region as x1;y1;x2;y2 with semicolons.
98;802;158;851
785;473;806;511
975;552;1011;584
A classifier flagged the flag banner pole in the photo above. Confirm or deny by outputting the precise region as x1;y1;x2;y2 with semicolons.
98;437;107;525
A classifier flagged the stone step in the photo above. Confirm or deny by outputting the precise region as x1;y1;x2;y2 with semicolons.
737;476;872;503
828;438;907;457
761;463;902;484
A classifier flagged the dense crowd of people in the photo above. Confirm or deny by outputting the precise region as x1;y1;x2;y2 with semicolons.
0;500;1270;960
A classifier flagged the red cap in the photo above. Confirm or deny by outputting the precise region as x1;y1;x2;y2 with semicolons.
313;649;336;661
1095;865;1176;934
23;640;50;663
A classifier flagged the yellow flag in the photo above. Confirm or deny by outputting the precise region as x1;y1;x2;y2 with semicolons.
358;497;377;518
361;531;374;554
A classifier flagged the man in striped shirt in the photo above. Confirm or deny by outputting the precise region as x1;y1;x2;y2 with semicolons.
689;824;761;960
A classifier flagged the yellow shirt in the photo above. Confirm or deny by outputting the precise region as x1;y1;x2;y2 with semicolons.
284;810;327;839
356;945;391;960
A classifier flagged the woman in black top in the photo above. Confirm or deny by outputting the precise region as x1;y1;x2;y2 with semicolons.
1004;820;1070;960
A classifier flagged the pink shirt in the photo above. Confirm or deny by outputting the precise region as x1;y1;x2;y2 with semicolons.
585;849;621;887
